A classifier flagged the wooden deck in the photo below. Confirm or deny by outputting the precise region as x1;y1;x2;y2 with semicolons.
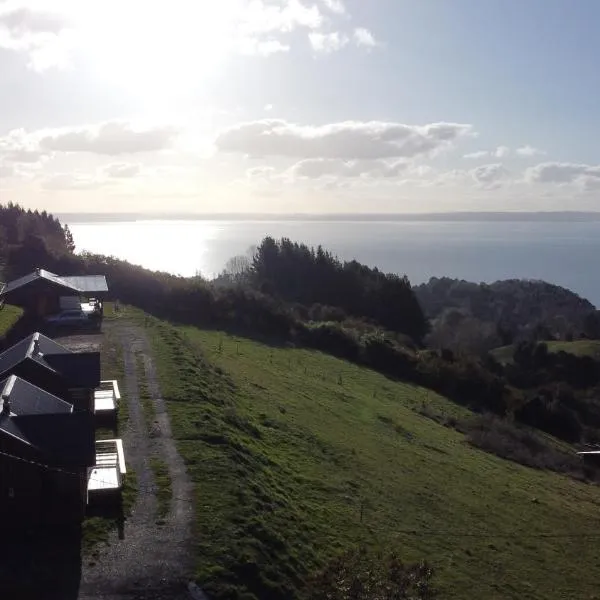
94;379;121;414
87;439;126;497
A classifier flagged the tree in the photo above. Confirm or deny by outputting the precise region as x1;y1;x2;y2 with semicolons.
63;224;76;253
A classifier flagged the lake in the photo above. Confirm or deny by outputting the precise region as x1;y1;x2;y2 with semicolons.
67;219;600;307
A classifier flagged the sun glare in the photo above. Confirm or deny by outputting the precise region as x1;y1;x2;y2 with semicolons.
72;1;240;98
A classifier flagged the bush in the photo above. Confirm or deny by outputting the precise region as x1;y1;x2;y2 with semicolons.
304;547;437;600
464;414;583;477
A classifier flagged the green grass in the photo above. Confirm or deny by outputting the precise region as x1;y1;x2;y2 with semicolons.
0;304;22;337
136;353;156;431
120;308;600;600
492;339;600;364
150;457;172;523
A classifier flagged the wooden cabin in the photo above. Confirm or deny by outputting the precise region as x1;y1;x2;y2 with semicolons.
0;268;108;318
0;375;95;527
0;332;101;413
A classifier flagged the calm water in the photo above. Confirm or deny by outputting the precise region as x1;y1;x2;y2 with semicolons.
67;220;600;307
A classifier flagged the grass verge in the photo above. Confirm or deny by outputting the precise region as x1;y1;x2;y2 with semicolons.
150;457;172;523
0;304;22;337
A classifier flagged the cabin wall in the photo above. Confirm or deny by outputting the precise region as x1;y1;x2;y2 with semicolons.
0;436;44;529
0;436;87;528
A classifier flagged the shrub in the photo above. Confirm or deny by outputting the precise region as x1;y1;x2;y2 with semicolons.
304;547;437;600
464;414;583;477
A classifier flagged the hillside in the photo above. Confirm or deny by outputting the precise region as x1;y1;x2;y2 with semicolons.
415;277;597;353
124;308;600;600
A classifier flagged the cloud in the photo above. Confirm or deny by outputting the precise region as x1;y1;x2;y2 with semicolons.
525;162;600;187
464;146;510;159
246;166;276;178
289;158;408;179
0;129;47;164
309;31;348;53
353;27;377;48
471;163;508;188
463;150;489;159
240;0;323;35
39;121;178;155
0;5;73;70
103;162;141;178
0;7;68;36
41;173;110;191
238;37;290;56
0;163;15;178
516;145;545;157
322;0;346;15
215;119;473;160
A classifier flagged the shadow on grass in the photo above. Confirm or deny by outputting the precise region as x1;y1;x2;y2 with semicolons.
0;524;82;600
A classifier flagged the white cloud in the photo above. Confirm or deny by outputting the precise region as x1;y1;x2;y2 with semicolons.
463;146;510;159
0;129;47;163
353;27;377;48
516;145;545;157
0;7;68;35
309;31;348;53
264;104;274;112
39;121;178;155
471;163;508;188
41;173;110;191
238;37;290;55
215;119;473;160
103;162;141;178
246;165;276;178
289;158;409;179
322;0;346;15
463;150;489;159
0;5;73;70
0;163;15;178
239;0;323;35
525;162;600;189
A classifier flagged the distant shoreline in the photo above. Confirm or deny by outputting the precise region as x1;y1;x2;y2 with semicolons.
59;211;600;223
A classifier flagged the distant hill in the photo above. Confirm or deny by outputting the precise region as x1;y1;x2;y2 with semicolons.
415;277;598;354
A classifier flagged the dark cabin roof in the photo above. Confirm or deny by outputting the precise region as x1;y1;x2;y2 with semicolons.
0;332;101;389
0;375;72;416
0;413;95;466
0;375;94;465
0;268;108;297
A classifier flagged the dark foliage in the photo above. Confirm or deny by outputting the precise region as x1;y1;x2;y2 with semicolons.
0;203;72;278
464;414;584;477
304;547;437;600
252;237;428;342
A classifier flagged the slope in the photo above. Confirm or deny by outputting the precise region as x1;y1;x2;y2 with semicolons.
135;311;600;600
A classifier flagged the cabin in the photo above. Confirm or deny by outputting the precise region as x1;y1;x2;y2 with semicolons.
0;375;95;527
0;268;108;319
0;332;101;413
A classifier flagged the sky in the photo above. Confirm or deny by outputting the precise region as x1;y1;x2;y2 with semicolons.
2;0;600;214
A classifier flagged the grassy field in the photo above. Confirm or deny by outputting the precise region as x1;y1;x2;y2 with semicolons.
492;339;600;364
123;310;600;600
0;304;22;337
